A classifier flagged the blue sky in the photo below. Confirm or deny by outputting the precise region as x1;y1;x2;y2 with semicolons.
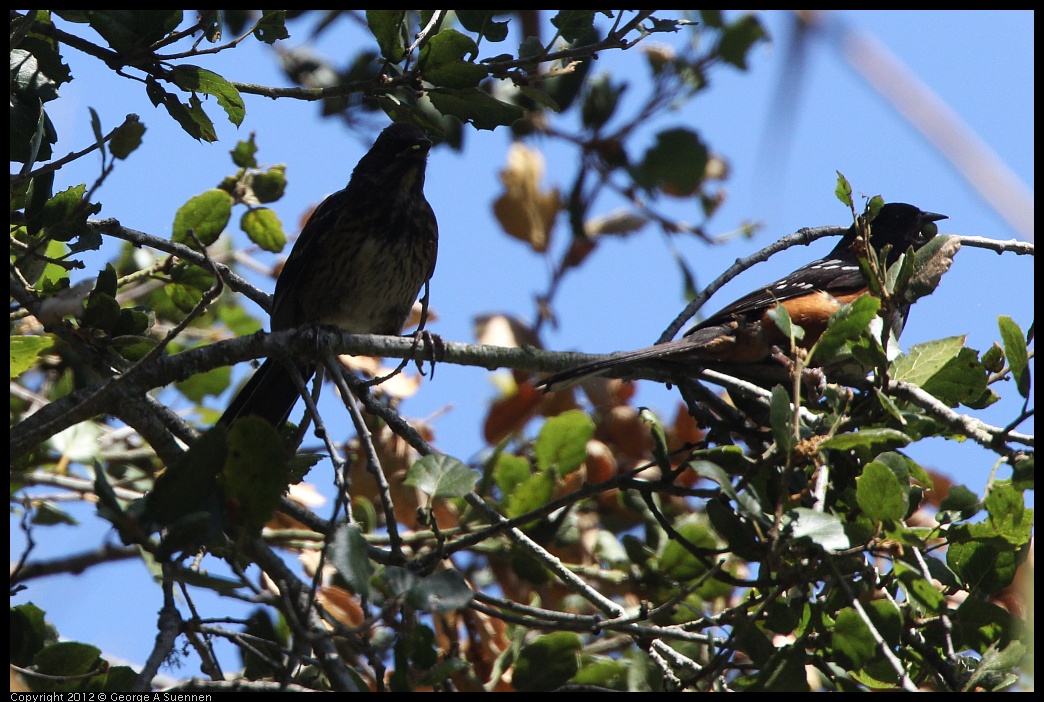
13;10;1033;677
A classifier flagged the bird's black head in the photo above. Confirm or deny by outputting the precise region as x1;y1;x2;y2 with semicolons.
351;122;433;188
865;202;947;263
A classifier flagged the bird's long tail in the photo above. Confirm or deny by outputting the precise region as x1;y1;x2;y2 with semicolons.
217;358;315;429
535;337;710;391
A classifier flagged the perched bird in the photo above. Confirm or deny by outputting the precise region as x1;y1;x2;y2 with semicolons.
218;122;439;428
538;203;946;389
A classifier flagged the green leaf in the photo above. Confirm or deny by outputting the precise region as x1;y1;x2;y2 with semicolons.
41;183;100;242
516;84;561;112
705;497;764;564
535;409;595;475
230;135;258;168
78;10;183;54
572;655;627;690
638;407;671;472
145;77;218;142
716;14;767;70
885;247;915;299
813;293;881;360
964;641;1026;692
367;10;406;63
170;262;216;291
420;29;488;88
240;609;284;681
504;470;555;520
111;335;159;362
646;17;691;35
220;416;289;533
903;234;960;305
513;632;582;692
673;247;699;300
382;564;418;598
834;171;853;208
947;526;1020;596
10;335;55;378
10;48;59;101
983;480;1033;546
819;428;911;458
517;35;546;61
31;502;77;526
893;561;945;615
659;518;717;582
865;598;902;648
252;10;288;44
218;300;263;336
49;422;103;463
82;289;120;333
997;315;1031;398
405;454;477;498
240;207;286;253
865;196;885;220
93;458;124;529
33;641;101;691
581;74;624;131
736;644;810;692
856;460;908;523
873;386;906;424
382;566;473;613
406;569;474;612
108;114;145;159
686;444;759;475
170;65;245;127
111;305;153;337
879;449;931;490
14;15;72;86
165;565;246;594
164;261;215;315
633;128;708;196
172;189;233;249
175;362;230;402
165;282;202;313
541;46;593;112
427;87;524;130
784;508;850;551
981;341;1005;374
493;453;531;497
143;424;226;529
23;170;54;237
95;262;118;297
251;165;287;204
692;459;763;520
831;607;875;670
10;602;52;668
549;10;598;42
769;385;795;456
455;9;509;42
918;347;990;408
890;335;966;386
952;597;1018;653
937;484;981;523
767;301;804;341
330;523;374;599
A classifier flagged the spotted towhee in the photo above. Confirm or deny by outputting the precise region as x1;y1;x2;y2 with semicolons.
538;202;946;389
218;123;439;428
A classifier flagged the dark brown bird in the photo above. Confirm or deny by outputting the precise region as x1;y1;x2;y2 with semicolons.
219;122;438;428
538;203;946;389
